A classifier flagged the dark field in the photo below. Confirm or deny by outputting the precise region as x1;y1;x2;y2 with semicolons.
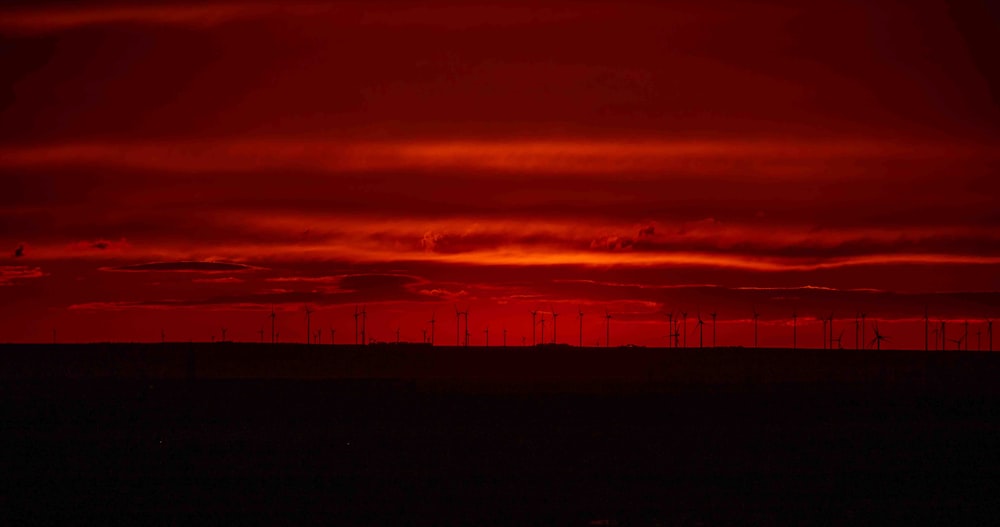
3;344;1000;525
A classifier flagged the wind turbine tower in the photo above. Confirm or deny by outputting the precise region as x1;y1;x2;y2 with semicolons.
696;312;704;349
429;312;436;346
361;305;367;346
578;307;584;348
551;306;559;345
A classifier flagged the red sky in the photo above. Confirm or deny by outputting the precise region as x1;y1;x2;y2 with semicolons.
2;0;998;349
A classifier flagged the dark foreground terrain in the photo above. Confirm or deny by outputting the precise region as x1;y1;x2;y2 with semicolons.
3;344;1000;525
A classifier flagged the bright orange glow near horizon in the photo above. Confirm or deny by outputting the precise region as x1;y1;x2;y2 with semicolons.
2;0;998;349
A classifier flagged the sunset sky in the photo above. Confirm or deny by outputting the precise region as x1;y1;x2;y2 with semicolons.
2;0;998;348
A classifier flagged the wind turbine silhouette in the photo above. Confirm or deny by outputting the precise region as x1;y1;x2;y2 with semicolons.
464;306;470;347
605;310;612;348
932;327;939;350
696;312;704;349
666;312;674;348
827;312;835;351
710;312;717;348
833;329;845;350
964;320;970;352
752;307;759;349
551;305;559;345
454;305;465;346
361;305;368;346
940;320;946;352
221;327;228;342
539;315;546;346
428;312;436;346
578;307;584;347
948;336;963;351
871;323;888;351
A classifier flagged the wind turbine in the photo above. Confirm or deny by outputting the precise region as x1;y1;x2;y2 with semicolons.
752;307;759;349
258;328;264;343
833;329;845;350
395;327;401;344
221;327;228;342
361;305;367;346
605;310;612;348
932;327;939;350
539;315;546;346
455;305;462;346
428;312;436;346
270;306;277;345
578;307;584;348
304;304;313;345
681;311;688;348
871;323;888;351
964;320;970;352
710;312;717;348
551;305;559;344
464;306;470;347
696;312;704;349
422;328;427;344
316;330;322;345
948;336;963;351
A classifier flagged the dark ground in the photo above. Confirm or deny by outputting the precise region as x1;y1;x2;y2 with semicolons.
3;344;1000;525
